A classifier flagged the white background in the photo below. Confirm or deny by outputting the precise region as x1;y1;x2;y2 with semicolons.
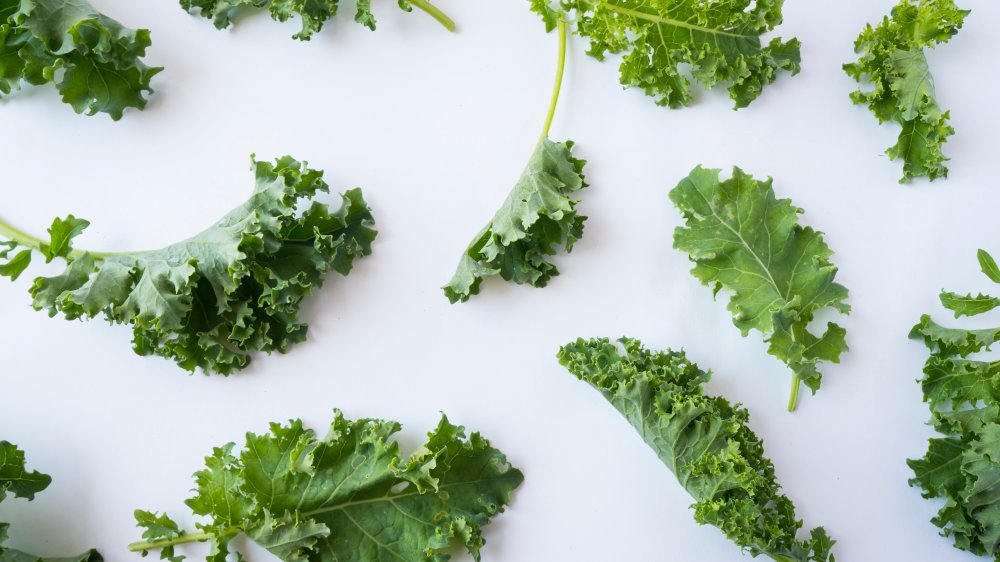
0;0;997;560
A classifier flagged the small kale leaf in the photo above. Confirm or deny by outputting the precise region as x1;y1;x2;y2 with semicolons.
444;138;587;303
670;166;850;411
130;410;524;562
180;0;455;41
558;337;835;561
843;0;969;183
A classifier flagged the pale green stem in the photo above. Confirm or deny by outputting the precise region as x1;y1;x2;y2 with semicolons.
539;18;568;143
127;528;239;552
409;0;456;32
0;216;143;260
787;375;801;412
0;217;46;252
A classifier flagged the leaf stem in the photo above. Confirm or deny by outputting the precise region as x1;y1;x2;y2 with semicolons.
127;528;238;552
409;0;456;32
787;375;801;412
0;217;46;252
0;216;147;260
539;17;567;143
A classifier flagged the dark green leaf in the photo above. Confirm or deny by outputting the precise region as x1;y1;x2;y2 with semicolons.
134;410;523;562
558;337;834;561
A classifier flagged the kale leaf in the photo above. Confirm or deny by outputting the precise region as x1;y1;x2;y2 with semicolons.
558;337;835;561
530;0;801;109
844;0;969;183
0;441;102;562
131;410;523;562
670;166;850;411
0;0;161;119
180;0;455;40
909;249;1000;558
0;155;376;375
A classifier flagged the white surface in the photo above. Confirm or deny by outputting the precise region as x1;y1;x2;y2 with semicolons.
0;1;997;560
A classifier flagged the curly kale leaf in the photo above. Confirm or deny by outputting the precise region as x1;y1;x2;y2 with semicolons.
909;249;1000;558
0;0;161;119
0;441;102;562
180;0;455;41
0;155;377;375
443;138;588;303
131;410;523;562
531;0;801;109
558;337;835;561
670;166;850;411
843;0;969;183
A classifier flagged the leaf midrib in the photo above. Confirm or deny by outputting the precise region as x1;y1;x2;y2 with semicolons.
599;1;750;39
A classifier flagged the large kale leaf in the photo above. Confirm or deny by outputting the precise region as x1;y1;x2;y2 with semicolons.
844;0;969;183
444;138;588;303
0;0;161;119
558;337;835;561
0;441;102;562
131;410;524;562
0;155;377;375
670;166;850;411
909;249;1000;558
530;0;801;109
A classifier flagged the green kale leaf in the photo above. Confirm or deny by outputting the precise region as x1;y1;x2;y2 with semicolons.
558;337;835;561
180;0;455;41
0;441;102;562
531;0;801;109
843;0;969;183
0;0;161;119
670;166;850;411
909;249;1000;558
0;155;377;375
444;138;588;303
130;410;524;562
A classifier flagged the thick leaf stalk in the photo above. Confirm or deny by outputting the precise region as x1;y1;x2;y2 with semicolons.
529;0;801;109
844;0;969;183
0;441;102;561
908;249;1000;558
130;410;524;562
443;17;589;303
180;0;455;40
558;338;835;561
670;166;851;411
0;0;161;119
0;155;377;375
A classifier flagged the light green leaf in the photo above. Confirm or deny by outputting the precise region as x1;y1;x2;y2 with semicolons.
444;138;588;303
844;0;969;183
558;337;834;561
39;215;89;263
979;250;1000;284
940;292;1000;318
671;166;850;409
536;0;800;109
